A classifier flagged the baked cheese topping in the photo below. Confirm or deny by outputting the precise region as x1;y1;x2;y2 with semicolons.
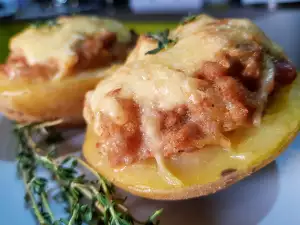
10;16;132;79
89;15;282;124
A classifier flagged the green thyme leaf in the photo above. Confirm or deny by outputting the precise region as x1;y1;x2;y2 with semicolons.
14;120;163;225
145;29;177;55
80;204;93;222
59;218;69;225
146;209;164;225
71;159;78;168
32;177;47;194
61;156;72;165
145;48;162;55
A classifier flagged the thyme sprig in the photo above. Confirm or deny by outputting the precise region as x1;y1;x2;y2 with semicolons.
145;29;177;55
15;121;162;225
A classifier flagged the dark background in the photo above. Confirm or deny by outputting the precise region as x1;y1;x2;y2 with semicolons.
0;0;300;67
1;0;300;21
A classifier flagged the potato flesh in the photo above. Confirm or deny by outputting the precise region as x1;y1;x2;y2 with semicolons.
0;65;121;123
83;75;300;195
0;76;101;122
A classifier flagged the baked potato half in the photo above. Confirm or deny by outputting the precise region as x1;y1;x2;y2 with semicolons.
84;74;300;199
0;16;136;125
83;15;299;199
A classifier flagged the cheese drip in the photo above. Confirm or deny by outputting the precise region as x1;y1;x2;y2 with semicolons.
142;108;183;186
253;56;275;125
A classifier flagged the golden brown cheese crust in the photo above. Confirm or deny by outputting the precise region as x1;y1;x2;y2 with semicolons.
84;15;296;166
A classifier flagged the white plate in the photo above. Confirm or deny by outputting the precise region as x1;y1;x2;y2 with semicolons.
1;114;300;225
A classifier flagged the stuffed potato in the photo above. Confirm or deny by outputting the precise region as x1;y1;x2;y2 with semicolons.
0;16;136;125
83;15;299;199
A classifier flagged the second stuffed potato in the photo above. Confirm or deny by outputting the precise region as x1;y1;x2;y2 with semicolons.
0;16;136;125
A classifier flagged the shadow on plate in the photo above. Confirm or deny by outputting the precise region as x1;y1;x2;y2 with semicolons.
125;162;279;225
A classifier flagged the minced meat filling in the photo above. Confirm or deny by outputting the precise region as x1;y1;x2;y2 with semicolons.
86;57;295;166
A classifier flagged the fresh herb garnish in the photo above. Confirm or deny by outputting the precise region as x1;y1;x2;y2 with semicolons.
30;19;60;29
180;14;197;25
145;29;177;55
15;120;162;225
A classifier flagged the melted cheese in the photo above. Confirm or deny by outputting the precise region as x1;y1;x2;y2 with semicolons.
90;63;202;116
141;107;183;186
253;56;275;125
86;14;285;183
10;16;132;79
89;15;281;123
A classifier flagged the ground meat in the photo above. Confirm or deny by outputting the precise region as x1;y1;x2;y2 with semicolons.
93;88;239;165
73;32;117;72
216;43;263;92
90;77;252;165
73;31;130;73
159;106;199;155
196;61;228;81
89;49;296;166
159;105;189;131
162;122;200;155
93;98;142;166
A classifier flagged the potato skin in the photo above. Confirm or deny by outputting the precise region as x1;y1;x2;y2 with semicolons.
84;126;299;200
0;75;101;126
